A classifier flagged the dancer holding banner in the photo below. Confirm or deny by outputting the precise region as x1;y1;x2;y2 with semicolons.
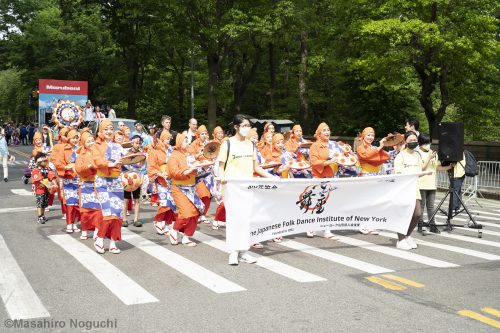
218;114;276;265
393;131;425;250
92;120;124;254
308;122;340;240
356;127;389;235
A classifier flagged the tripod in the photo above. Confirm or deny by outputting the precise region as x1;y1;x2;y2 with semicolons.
426;167;482;237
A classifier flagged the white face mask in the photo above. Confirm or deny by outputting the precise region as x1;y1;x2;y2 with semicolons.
238;126;250;137
422;144;431;151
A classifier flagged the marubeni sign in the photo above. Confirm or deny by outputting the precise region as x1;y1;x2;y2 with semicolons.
39;79;88;95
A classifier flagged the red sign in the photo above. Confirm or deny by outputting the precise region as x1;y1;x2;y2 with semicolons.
38;79;88;95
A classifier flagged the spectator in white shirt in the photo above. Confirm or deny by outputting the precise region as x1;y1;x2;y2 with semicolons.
182;118;198;143
83;100;95;122
107;105;116;119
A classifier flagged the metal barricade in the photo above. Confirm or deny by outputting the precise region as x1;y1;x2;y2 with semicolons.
476;161;500;191
436;161;500;203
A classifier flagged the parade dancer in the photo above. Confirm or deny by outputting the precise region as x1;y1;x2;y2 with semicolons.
211;126;225;144
187;125;213;224
166;133;203;247
308;122;340;240
51;126;70;220
122;135;146;227
75;131;100;240
285;124;311;162
148;130;177;235
60;129;81;233
356;127;389;235
92;120;124;254
256;131;273;163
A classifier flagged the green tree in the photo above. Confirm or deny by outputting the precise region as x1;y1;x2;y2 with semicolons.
347;0;499;138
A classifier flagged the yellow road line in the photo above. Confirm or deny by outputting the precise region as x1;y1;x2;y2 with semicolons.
458;310;500;329
381;274;425;288
365;276;406;291
482;307;500;318
9;147;30;158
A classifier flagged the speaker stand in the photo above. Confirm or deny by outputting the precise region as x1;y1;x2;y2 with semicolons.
426;169;482;238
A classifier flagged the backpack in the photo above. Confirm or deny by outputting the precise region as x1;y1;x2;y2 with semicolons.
460;150;478;177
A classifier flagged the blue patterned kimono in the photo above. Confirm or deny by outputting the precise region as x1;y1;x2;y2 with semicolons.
177;154;205;214
296;138;310;161
80;181;101;210
281;150;312;178
156;147;176;211
328;140;359;177
96;142;124;218
63;148;79;206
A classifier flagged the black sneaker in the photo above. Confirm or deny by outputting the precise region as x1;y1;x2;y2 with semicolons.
37;217;45;224
122;220;128;227
134;220;142;227
3;178;7;182
42;216;48;223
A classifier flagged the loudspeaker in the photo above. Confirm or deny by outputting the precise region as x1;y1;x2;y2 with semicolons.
438;122;464;162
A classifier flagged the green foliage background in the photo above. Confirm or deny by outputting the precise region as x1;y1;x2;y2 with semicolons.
0;0;498;140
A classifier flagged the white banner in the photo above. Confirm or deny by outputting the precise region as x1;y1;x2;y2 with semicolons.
224;174;418;251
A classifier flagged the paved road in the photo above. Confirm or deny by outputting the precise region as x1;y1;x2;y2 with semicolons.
0;146;499;332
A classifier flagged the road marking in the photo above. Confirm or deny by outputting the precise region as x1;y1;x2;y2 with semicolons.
279;240;393;274
193;232;326;283
482;307;500;318
8;147;30;158
11;189;33;196
434;214;499;224
456;226;500;237
335;235;459;268
435;232;500;249
377;232;500;261
365;276;406;291
380;274;424;288
0;205;61;214
471;210;500;218
0;235;50;319
478;222;500;229
48;234;158;305
458;310;500;329
121;229;246;294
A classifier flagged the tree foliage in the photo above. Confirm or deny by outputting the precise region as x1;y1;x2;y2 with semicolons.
0;0;498;140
